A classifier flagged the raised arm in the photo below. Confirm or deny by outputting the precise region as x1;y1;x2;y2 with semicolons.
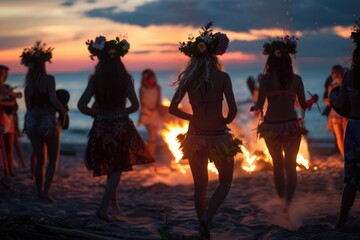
223;74;237;124
169;89;192;121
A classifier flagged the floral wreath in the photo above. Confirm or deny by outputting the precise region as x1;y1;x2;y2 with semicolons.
351;19;360;46
179;22;229;57
20;41;54;66
262;35;298;56
86;35;130;60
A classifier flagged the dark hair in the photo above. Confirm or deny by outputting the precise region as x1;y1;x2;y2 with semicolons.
141;69;157;86
90;55;132;111
25;59;46;87
331;64;345;76
174;55;222;93
266;54;293;89
352;45;360;90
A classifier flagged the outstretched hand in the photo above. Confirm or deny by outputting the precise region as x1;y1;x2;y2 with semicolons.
306;93;319;110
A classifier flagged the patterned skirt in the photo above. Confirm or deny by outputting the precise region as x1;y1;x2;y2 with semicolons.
343;119;360;190
85;112;155;177
177;125;242;163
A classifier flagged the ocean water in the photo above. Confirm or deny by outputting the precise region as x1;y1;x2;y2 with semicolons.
7;67;332;144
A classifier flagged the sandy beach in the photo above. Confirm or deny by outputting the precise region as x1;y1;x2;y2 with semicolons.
1;132;360;240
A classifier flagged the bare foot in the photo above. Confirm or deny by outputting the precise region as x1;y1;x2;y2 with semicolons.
96;210;115;223
41;194;55;203
109;206;121;217
199;219;211;240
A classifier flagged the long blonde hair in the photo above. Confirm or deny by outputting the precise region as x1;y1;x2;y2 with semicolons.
173;55;222;100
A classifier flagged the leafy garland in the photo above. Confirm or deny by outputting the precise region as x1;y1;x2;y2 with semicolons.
262;35;298;56
86;35;130;60
179;22;229;57
20;41;54;66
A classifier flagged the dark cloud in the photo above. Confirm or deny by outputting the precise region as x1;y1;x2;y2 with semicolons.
228;32;353;58
131;50;152;54
0;36;37;51
84;0;360;31
61;0;76;7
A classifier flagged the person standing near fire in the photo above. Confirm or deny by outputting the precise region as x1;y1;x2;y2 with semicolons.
331;19;360;229
78;35;154;222
138;69;162;158
169;22;242;239
252;36;311;212
324;65;347;157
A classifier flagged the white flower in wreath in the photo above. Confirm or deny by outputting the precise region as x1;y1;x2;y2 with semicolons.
92;39;105;50
121;40;130;51
203;35;213;43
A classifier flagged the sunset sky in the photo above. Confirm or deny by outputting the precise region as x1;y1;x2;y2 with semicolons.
1;0;359;73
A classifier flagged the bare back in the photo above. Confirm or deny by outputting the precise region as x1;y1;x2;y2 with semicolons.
170;70;237;132
257;73;307;121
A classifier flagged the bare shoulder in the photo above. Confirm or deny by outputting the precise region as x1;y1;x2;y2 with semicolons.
292;74;303;85
43;74;55;82
212;70;231;85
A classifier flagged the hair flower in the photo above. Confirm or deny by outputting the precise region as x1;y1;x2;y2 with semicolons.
20;41;54;66
86;35;130;60
179;22;229;57
198;42;207;53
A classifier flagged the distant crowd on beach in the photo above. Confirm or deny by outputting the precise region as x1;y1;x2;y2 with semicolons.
1;19;360;239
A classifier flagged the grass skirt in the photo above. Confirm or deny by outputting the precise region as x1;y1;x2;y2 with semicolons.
177;127;242;163
257;118;308;142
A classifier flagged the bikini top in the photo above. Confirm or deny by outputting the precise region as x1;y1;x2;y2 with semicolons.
190;98;223;106
267;90;296;99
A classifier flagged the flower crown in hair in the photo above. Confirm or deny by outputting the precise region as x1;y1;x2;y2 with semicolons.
86;35;130;60
351;19;360;46
20;41;54;66
263;35;298;56
179;22;229;57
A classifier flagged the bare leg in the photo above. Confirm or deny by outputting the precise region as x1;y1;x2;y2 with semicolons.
283;134;301;208
145;124;158;158
97;171;121;221
109;172;122;214
4;133;15;176
13;131;26;168
265;138;285;200
30;136;46;198
333;124;345;157
336;184;357;228
189;150;209;223
201;158;234;238
42;131;60;202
